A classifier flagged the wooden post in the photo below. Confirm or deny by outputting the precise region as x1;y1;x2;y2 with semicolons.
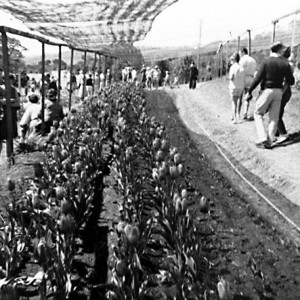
237;36;240;53
291;13;297;47
247;30;252;56
92;52;97;94
220;44;223;77
1;30;13;158
41;42;45;125
98;53;101;72
272;21;277;42
103;55;107;85
82;51;87;101
58;45;62;102
69;48;74;111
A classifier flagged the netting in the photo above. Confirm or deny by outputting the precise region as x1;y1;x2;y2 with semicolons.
1;0;178;58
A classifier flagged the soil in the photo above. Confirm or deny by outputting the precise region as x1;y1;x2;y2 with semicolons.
0;81;300;299
145;88;300;299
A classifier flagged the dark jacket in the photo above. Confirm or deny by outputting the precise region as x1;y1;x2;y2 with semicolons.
249;56;294;93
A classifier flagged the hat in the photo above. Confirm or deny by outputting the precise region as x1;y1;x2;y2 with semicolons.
270;41;285;53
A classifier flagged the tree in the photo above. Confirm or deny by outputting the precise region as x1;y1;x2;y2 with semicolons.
0;36;26;73
52;58;67;70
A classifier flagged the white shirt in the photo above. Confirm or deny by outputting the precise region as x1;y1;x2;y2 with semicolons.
229;63;245;91
240;54;256;77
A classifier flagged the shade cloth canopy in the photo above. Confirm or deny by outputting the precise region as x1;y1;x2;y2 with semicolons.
1;0;178;58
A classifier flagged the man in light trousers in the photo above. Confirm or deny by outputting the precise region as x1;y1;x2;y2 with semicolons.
245;42;294;149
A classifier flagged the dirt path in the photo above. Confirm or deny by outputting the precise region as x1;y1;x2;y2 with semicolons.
167;80;300;207
157;81;300;244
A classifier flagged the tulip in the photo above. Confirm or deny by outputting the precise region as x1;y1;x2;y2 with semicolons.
59;214;75;234
181;189;188;199
61;200;73;215
55;186;65;200
199;196;210;214
155;150;164;162
161;139;170;152
124;224;140;245
174;153;182;165
152;138;161;150
169;165;178;179
116;221;127;233
115;259;129;277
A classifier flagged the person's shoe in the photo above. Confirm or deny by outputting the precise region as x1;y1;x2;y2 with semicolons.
256;140;272;149
243;114;248;120
274;134;288;144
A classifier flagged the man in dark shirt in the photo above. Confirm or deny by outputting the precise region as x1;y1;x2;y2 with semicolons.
245;42;294;149
189;63;199;89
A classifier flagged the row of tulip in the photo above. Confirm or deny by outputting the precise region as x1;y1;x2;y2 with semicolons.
91;83;229;299
1;82;229;299
1;93;114;299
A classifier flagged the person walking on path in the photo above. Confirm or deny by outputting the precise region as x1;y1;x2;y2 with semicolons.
86;74;93;97
275;46;294;144
239;47;256;120
228;53;245;124
189;62;199;89
245;42;295;149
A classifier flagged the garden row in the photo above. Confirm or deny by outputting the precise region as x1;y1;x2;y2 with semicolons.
1;83;228;299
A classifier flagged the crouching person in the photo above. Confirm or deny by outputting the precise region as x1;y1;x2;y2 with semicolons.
41;88;64;135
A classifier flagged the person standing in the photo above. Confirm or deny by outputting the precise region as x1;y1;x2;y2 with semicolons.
239;48;257;120
93;72;100;94
189;63;199;89
99;71;105;92
78;70;86;100
40;89;64;135
275;46;294;144
140;64;146;88
19;93;41;142
163;71;172;88
228;53;245;124
86;74;93;97
152;65;161;89
245;42;295;149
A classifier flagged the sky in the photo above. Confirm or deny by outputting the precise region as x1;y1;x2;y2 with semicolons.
10;0;300;57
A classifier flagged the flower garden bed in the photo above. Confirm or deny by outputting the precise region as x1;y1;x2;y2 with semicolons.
0;83;300;299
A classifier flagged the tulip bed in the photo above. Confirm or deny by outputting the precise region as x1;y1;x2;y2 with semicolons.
1;83;229;300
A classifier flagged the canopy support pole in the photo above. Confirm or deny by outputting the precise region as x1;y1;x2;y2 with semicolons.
272;21;278;42
58;45;62;102
1;29;13;159
237;36;240;53
247;30;251;56
69;48;74;111
82;51;87;101
92;52;97;95
41;42;45;125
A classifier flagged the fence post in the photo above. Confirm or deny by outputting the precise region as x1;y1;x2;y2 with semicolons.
1;29;13;159
92;52;97;94
272;21;278;42
69;48;74;111
82;51;87;101
58;45;62;102
247;30;252;56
